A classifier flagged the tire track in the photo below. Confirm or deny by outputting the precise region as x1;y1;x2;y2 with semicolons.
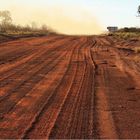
91;39;118;139
0;38;80;139
23;38;87;139
0;51;71;138
60;39;95;139
48;43;87;139
0;39;79;118
0;37;75;89
0;35;139;139
0;36;73;76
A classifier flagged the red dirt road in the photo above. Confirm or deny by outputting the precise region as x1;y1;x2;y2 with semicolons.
0;35;140;139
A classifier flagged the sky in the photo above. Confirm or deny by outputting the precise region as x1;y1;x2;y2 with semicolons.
0;0;140;35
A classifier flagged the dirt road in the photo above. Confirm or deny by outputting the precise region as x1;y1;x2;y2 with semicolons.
0;35;140;139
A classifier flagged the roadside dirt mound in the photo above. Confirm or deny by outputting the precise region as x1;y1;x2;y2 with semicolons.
0;35;12;43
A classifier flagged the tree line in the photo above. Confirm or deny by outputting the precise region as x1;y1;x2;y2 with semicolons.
0;10;51;34
1;5;139;34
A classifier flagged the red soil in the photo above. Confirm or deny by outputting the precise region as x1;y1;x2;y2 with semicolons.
0;35;140;139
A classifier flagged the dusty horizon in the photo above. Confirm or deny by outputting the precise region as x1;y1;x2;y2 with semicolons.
0;0;139;34
1;6;103;35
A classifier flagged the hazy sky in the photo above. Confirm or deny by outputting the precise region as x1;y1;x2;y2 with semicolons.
0;0;139;34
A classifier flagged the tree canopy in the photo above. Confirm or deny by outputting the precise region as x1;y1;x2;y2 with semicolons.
138;5;140;15
0;10;12;25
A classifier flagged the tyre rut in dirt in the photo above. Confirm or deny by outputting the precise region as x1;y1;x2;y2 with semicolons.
23;38;87;139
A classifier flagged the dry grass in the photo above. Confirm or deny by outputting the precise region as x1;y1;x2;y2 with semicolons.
113;32;140;40
133;47;140;53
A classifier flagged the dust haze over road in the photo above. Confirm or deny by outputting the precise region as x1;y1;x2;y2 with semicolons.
1;1;103;35
0;34;140;139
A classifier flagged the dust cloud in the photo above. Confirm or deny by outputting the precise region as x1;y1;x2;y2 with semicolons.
9;5;103;35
